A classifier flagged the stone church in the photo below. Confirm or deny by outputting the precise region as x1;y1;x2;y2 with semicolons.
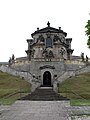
11;22;84;91
25;21;73;86
26;22;73;61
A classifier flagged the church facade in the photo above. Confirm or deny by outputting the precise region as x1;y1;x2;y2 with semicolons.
26;22;73;61
11;22;85;91
25;22;74;87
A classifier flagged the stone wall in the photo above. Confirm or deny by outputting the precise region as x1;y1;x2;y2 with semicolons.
76;65;90;74
0;65;41;92
57;65;90;82
0;65;32;81
11;61;66;79
53;65;90;92
11;60;84;78
0;62;90;93
65;63;84;71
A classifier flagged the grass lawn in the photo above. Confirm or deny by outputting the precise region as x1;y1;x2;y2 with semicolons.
58;72;90;106
0;71;90;106
0;71;31;105
70;99;90;106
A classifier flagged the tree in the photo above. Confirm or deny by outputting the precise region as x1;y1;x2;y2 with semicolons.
85;19;90;48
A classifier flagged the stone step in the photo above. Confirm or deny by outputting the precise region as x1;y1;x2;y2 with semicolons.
39;87;52;89
19;87;69;101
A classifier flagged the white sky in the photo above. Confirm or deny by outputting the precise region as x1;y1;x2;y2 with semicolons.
0;0;90;62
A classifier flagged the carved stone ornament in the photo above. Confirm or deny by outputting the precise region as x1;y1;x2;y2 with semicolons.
42;49;54;58
53;35;60;42
37;35;44;43
59;34;65;42
48;50;54;57
47;21;50;27
42;49;48;57
60;47;66;57
31;49;35;57
40;65;55;70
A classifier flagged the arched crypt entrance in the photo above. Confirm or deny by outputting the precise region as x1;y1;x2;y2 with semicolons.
43;71;51;87
40;65;55;87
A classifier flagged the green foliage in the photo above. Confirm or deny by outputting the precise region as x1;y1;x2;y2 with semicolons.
85;19;90;48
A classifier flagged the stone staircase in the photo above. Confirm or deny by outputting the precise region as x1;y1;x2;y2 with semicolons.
19;87;69;101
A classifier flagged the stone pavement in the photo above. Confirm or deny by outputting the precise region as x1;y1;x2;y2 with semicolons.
67;106;90;120
0;101;70;120
0;100;90;120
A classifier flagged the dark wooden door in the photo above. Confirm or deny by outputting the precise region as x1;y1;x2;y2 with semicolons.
43;71;51;86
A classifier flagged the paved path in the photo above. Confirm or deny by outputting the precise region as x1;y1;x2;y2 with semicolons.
0;101;70;120
0;101;90;120
67;106;90;120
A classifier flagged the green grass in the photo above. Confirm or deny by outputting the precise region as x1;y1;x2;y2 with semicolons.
58;72;90;106
1;71;90;106
0;71;31;105
0;93;29;105
70;99;90;106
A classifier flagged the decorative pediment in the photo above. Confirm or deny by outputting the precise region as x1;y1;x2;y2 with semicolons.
31;22;67;37
40;65;55;70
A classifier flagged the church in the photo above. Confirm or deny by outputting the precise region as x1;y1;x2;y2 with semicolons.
12;22;84;91
26;21;73;61
25;21;73;87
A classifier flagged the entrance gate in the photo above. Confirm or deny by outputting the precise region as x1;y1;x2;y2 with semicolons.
43;71;51;86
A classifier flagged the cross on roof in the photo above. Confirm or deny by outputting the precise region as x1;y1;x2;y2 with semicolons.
47;21;50;27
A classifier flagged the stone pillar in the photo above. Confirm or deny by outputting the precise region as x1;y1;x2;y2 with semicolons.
26;39;33;61
53;81;58;93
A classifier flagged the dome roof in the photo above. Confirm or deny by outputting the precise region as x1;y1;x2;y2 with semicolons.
31;22;67;37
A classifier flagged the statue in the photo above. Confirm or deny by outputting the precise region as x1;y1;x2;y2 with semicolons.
11;54;15;64
12;54;15;60
37;35;44;42
42;49;48;58
53;35;60;42
49;50;54;58
31;49;35;58
81;53;84;61
8;57;12;66
86;55;88;62
42;49;54;61
60;47;65;58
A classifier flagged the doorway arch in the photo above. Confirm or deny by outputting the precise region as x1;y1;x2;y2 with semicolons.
43;71;51;86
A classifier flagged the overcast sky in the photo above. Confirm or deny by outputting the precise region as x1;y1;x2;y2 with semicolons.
0;0;90;62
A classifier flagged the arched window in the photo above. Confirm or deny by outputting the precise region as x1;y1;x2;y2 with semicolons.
46;37;53;48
